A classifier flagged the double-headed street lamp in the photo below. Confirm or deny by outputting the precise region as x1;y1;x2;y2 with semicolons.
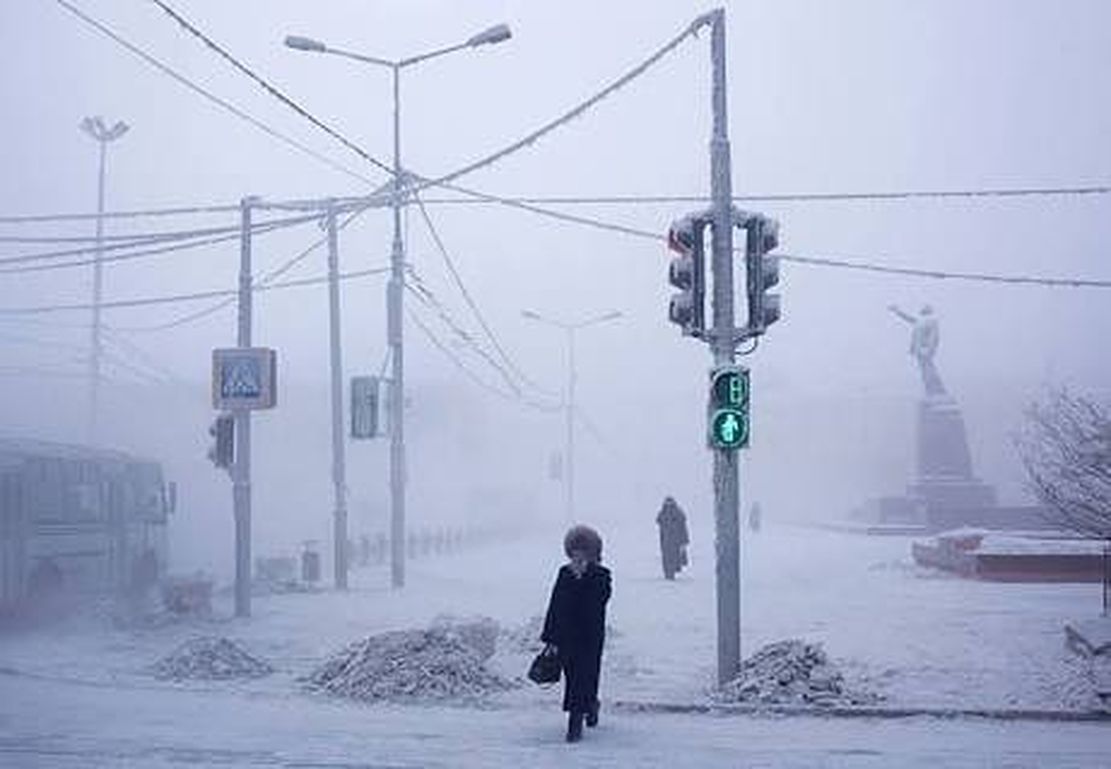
521;309;622;524
79;115;129;445
285;23;511;589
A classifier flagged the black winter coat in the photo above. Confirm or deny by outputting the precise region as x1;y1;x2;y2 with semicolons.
541;562;612;712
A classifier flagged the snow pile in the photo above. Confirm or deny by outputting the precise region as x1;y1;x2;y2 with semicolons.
305;618;513;702
716;639;878;707
500;615;545;654
152;636;273;681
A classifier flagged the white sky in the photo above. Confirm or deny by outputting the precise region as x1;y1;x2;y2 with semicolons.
1;0;1109;571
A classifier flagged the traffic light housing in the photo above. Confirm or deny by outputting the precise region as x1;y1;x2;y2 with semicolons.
744;214;781;334
207;413;235;469
707;365;750;450
667;213;710;337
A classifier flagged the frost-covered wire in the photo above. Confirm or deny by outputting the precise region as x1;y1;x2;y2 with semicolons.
54;0;376;186
0;212;317;267
413;185;1111;207
0;265;388;316
403;275;521;396
145;0;393;177
116;208;372;331
413;192;551;397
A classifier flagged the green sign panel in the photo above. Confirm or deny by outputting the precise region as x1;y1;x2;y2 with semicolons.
708;366;750;450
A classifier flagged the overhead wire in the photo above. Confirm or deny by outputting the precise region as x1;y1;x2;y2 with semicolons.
402;273;521;396
0;211;318;267
414;185;1111;206
145;0;393;177
53;0;377;186
412;191;549;397
0;265;388;316
114;207;372;331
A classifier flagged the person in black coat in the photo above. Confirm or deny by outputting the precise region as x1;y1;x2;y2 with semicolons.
541;524;611;743
656;496;690;580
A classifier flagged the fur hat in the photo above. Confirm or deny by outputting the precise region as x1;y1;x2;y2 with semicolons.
563;525;603;563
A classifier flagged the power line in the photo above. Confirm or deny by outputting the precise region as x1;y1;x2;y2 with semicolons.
415;185;1111;206
0;216;315;273
406;305;560;414
780;252;1111;288
403;275;521;395
418;185;1111;288
146;0;393;177
54;0;376;186
412;191;545;396
0;265;388;315
0;203;240;225
112;207;372;332
0;232;239;275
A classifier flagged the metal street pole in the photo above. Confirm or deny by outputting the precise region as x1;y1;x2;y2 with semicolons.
79;116;128;444
521;309;621;526
388;64;407;589
708;8;741;687
283;24;511;591
565;327;576;523
233;196;255;618
325;203;349;590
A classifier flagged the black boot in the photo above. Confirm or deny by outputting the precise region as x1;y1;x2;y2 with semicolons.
585;700;599;728
566;711;584;743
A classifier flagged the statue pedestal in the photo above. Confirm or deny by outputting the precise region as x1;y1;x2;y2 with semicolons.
911;395;997;515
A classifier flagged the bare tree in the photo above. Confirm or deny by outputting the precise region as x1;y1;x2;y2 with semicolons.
1016;387;1111;615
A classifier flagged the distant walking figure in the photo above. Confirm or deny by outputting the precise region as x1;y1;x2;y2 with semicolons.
656;496;690;580
541;525;612;743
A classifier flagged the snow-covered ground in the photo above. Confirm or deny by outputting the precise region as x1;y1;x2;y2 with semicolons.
1;524;1108;766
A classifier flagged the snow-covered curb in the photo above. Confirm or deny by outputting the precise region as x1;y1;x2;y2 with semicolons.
612;700;1111;722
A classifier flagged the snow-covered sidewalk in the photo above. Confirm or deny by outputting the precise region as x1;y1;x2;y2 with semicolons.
0;525;1105;713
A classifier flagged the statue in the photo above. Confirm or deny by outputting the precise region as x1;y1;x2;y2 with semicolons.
888;304;946;396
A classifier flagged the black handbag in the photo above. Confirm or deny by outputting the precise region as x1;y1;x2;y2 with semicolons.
527;648;561;685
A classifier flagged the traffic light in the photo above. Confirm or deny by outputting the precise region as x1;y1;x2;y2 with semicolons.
707;365;750;450
744;214;781;334
667;213;710;337
207;413;235;469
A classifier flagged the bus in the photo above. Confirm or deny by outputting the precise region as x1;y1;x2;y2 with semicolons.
0;438;174;615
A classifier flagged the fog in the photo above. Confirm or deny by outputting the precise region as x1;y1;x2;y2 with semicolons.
2;0;1109;581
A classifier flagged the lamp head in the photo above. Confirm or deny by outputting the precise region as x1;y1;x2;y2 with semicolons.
285;35;327;53
467;23;511;47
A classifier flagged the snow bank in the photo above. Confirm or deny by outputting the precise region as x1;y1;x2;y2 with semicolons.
305;618;514;703
152;636;273;681
715;639;879;707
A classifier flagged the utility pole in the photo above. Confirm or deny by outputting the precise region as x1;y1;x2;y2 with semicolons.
565;327;576;523
708;8;741;687
521;309;622;524
233;196;255;618
325;203;349;590
79;116;128;444
388;65;407;589
283;22;512;590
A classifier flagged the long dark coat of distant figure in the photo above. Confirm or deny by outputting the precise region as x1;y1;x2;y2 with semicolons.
656;497;690;579
541;562;612;713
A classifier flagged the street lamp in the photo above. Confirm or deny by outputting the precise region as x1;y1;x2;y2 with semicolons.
285;23;511;589
521;309;622;523
79;115;129;445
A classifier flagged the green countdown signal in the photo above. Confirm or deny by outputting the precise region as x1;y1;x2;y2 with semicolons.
708;366;750;450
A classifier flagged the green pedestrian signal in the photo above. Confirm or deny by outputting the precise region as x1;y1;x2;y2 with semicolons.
708;366;750;450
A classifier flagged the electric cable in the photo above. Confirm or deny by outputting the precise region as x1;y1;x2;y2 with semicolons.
412;191;548;396
146;0;393;176
54;0;377;186
0;265;388;315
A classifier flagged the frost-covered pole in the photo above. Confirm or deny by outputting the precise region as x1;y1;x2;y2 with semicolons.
388;63;407;590
708;7;741;686
325;203;349;590
234;197;255;618
566;326;576;523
